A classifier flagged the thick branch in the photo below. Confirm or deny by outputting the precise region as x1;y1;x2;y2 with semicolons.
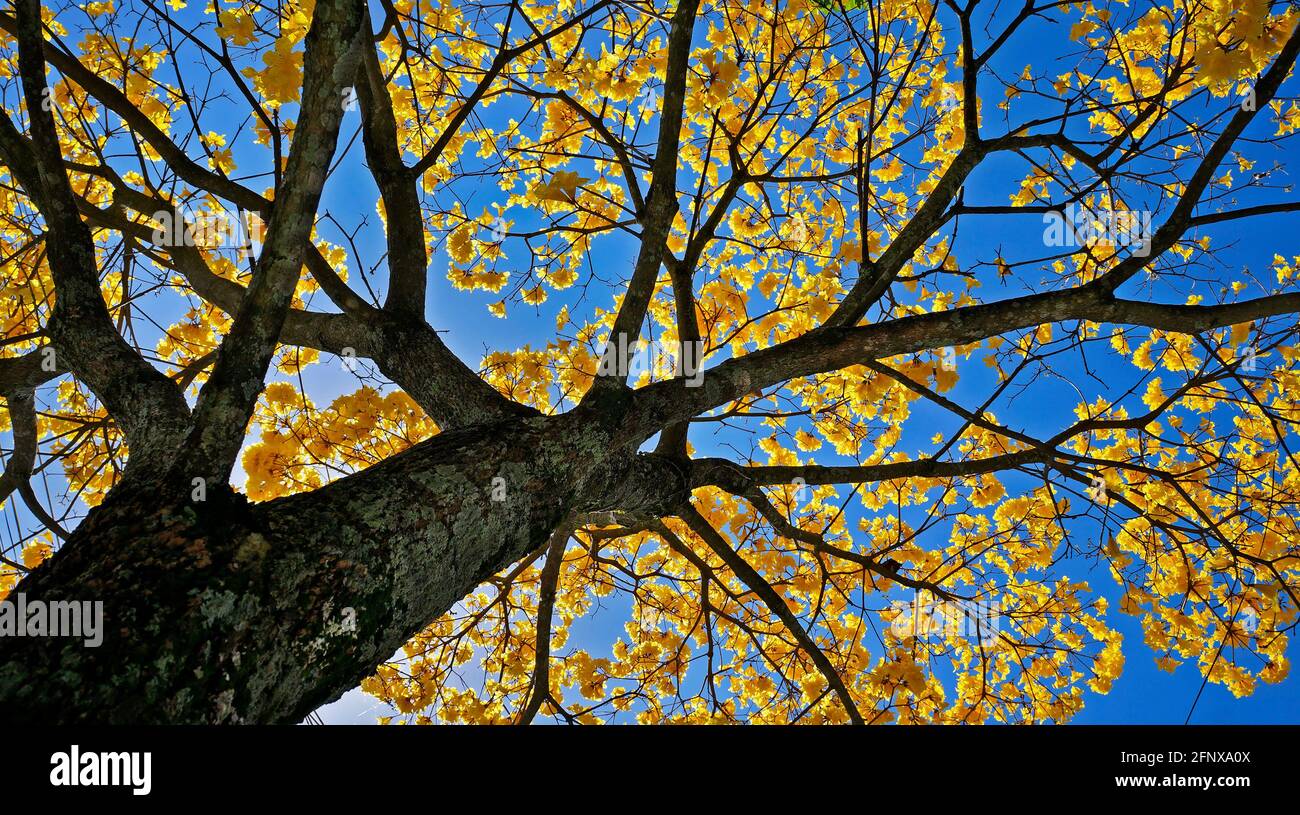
0;0;190;468
177;0;367;484
584;0;701;399
625;288;1300;442
0;387;68;537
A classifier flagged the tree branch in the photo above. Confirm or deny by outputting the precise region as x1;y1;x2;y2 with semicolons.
584;0;701;400
677;502;865;724
625;287;1300;442
177;0;368;485
0;0;190;470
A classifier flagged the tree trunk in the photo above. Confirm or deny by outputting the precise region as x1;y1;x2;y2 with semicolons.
0;414;603;723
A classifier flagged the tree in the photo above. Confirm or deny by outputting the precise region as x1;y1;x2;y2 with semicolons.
0;0;1297;724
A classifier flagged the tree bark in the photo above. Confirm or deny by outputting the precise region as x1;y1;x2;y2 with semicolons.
0;414;613;723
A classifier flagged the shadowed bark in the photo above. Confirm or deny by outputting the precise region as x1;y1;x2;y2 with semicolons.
0;413;620;723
